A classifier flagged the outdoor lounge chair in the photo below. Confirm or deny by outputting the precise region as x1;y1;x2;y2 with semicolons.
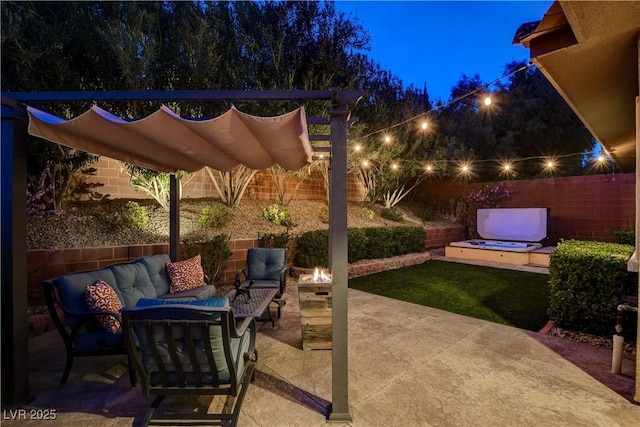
121;304;256;427
234;247;288;317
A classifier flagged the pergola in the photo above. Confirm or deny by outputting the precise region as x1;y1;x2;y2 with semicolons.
1;89;365;421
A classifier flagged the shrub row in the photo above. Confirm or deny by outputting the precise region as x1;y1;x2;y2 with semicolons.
294;226;426;268
548;239;636;336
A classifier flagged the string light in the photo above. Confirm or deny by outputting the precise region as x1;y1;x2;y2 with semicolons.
354;61;533;142
344;61;612;177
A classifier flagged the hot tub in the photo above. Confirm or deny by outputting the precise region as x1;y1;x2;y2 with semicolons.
449;239;541;252
450;207;549;252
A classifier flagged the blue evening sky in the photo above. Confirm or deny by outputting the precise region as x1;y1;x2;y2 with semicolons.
334;0;553;102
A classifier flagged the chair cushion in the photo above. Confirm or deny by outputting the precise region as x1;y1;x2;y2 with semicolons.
166;255;206;293
136;297;229;308
137;254;172;296
247;248;285;281
157;284;217;301
85;279;123;334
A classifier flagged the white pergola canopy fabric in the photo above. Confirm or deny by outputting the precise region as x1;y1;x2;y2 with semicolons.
27;105;313;173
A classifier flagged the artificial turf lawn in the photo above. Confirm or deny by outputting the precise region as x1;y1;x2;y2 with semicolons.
348;260;550;331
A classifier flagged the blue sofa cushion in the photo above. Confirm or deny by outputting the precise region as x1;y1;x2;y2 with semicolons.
247;248;285;281
156;285;216;301
136;296;229;308
137;254;171;296
55;269;120;330
109;262;157;306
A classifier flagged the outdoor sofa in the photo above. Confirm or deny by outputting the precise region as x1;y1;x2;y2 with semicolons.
42;253;216;384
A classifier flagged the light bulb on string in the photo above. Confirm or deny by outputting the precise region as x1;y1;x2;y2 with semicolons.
354;144;362;153
391;162;399;171
483;95;492;106
421;121;428;130
425;164;433;173
361;160;369;168
384;135;391;144
597;155;605;163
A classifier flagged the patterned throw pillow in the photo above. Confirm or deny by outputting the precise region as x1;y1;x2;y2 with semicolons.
85;279;123;334
165;254;205;293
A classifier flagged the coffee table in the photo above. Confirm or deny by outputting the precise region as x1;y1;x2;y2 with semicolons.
226;288;278;327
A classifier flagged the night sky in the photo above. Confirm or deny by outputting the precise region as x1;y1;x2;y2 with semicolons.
334;1;553;101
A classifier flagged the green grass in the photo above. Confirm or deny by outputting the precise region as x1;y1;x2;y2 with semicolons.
349;260;550;331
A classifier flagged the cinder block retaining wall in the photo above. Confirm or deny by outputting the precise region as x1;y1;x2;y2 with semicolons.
85;157;366;201
27;226;463;308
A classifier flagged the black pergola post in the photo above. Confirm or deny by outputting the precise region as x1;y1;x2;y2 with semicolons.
1;104;30;405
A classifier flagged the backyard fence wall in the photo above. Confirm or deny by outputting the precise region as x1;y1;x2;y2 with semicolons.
86;157;366;201
415;173;635;243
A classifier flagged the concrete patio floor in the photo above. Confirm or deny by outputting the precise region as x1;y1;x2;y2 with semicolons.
4;282;638;426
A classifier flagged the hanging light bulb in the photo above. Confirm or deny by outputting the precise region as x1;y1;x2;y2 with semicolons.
362;160;369;168
597;155;605;162
546;160;554;168
354;144;362;152
421;121;428;130
483;95;492;106
384;135;391;144
391;162;399;170
425;164;433;173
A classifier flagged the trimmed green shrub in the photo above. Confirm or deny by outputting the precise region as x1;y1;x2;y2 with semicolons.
418;205;437;222
295;229;329;268
199;203;233;228
612;230;635;246
182;234;233;284
548;239;636;336
102;201;148;230
318;204;329;223
380;206;403;222
294;226;426;268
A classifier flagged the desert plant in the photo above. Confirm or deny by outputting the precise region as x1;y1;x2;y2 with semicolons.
380;206;404;222
101;201;149;230
120;164;194;211
318;204;329;223
267;164;314;206
199;203;233;228
182;234;233;284
262;203;294;227
206;165;257;208
26;162;65;217
356;206;375;221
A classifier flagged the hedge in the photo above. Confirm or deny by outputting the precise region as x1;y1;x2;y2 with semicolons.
294;226;426;268
548;239;636;336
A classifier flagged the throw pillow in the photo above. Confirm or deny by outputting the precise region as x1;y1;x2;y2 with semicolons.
136;297;229;308
85;279;123;334
165;254;205;293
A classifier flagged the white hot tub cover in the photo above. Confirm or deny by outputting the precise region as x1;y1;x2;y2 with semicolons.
476;208;549;243
26;104;313;173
